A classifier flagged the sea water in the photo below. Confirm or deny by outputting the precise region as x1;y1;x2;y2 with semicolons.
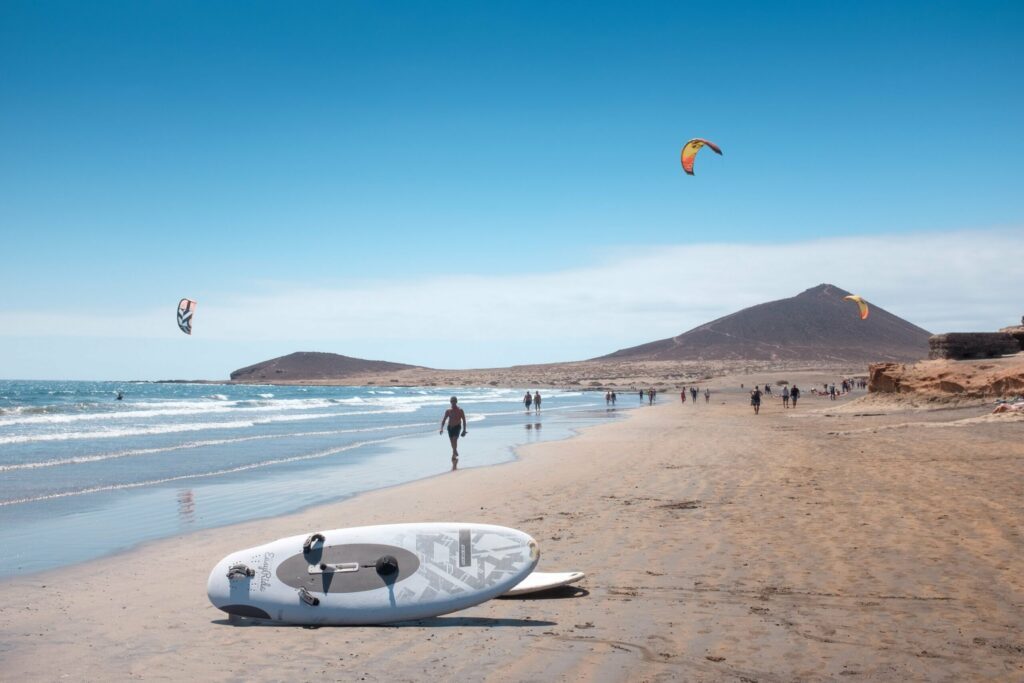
0;381;619;577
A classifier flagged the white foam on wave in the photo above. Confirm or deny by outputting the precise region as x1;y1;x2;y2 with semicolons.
0;434;411;507
0;406;421;445
0;421;437;471
0;397;376;427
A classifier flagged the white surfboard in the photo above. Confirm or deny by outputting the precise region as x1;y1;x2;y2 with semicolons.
502;570;586;597
207;523;539;625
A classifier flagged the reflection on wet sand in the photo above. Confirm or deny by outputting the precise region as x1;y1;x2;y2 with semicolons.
176;489;195;524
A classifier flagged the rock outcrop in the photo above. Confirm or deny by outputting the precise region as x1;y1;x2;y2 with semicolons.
928;333;1020;360
869;354;1024;399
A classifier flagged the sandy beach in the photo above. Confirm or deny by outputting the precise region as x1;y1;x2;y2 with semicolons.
1;383;1022;682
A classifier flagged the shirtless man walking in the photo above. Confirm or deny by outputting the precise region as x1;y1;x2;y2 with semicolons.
440;396;467;470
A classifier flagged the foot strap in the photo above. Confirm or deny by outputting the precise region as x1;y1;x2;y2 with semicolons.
226;563;255;580
303;533;325;554
298;587;320;606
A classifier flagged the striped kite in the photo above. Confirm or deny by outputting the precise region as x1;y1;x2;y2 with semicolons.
177;298;197;335
680;138;722;175
843;295;869;320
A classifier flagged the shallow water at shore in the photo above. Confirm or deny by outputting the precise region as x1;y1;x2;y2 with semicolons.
0;381;622;577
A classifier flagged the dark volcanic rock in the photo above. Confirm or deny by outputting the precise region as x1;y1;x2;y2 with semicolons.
597;284;931;363
928;333;1020;360
231;352;419;382
998;325;1024;352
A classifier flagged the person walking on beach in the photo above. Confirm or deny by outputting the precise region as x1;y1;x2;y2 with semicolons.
440;396;467;470
639;389;644;402
751;387;762;415
782;385;790;408
649;388;655;405
690;387;698;403
790;384;800;408
610;391;617;405
533;391;542;413
829;383;837;401
681;389;686;404
523;391;532;411
704;388;710;403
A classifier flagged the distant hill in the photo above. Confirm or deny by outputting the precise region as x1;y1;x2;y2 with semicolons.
230;352;419;382
597;284;931;363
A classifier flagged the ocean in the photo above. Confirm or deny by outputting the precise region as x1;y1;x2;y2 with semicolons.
0;381;619;578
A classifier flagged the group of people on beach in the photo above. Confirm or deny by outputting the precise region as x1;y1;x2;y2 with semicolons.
441;375;863;469
806;379;864;400
749;384;799;414
523;391;542;412
440;391;543;471
679;387;710;404
747;376;866;413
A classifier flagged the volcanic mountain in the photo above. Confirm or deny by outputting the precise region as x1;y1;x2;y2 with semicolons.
230;352;420;382
597;284;931;363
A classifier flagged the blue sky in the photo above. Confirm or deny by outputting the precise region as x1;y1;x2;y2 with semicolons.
1;1;1022;379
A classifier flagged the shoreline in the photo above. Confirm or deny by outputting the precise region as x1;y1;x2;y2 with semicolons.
0;401;618;588
2;390;1020;680
0;395;619;580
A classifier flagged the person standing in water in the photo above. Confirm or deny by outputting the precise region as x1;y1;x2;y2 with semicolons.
533;391;542;413
523;391;532;412
440;396;467;470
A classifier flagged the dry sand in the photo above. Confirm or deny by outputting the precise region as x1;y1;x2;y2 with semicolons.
1;386;1022;681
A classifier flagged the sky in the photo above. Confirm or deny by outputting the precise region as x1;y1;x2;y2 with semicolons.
1;1;1022;380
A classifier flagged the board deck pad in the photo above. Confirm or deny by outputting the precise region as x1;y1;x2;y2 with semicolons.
207;523;539;625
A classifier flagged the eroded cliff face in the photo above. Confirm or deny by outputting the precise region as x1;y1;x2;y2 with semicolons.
869;355;1024;399
999;325;1024;352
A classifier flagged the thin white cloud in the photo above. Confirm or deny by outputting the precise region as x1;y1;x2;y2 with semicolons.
2;230;1022;370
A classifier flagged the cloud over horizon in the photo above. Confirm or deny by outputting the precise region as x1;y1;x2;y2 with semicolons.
2;229;1022;378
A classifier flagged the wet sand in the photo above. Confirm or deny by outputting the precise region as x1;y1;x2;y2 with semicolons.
1;387;1021;681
